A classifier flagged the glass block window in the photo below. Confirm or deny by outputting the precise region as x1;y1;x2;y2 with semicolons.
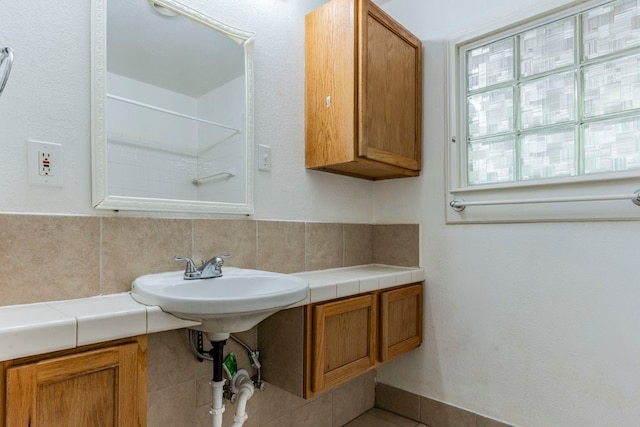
461;0;640;186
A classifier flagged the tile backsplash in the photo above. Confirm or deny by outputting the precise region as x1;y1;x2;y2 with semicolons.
0;214;419;307
0;215;101;305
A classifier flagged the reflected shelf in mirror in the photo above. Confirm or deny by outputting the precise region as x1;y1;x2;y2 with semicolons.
106;93;241;132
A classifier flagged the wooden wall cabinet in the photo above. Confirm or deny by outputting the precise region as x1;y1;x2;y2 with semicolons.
258;283;423;398
305;0;423;180
1;336;147;427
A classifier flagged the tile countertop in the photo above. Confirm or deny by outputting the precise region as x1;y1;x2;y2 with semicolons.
0;264;424;362
291;264;425;306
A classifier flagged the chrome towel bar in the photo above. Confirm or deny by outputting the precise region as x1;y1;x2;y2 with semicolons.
192;168;236;185
450;189;640;212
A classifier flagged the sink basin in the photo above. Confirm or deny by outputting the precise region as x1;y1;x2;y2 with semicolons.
131;267;308;339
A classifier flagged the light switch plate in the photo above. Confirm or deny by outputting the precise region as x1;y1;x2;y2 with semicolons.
258;144;271;171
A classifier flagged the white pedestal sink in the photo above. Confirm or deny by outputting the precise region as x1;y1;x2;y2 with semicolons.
131;267;308;340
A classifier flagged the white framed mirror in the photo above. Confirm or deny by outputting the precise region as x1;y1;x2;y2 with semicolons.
91;0;254;214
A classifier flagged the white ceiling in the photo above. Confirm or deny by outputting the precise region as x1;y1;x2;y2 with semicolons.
107;0;244;97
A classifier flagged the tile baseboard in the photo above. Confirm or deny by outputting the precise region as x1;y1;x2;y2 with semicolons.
375;382;513;427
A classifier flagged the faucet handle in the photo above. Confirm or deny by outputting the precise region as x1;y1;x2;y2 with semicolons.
216;253;231;263
197;253;231;279
175;256;200;279
202;253;230;267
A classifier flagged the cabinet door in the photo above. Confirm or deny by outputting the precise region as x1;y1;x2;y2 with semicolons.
6;343;142;427
379;283;423;362
305;0;357;169
358;0;422;171
308;294;377;394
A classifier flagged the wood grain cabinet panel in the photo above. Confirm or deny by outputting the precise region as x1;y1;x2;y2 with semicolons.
1;337;146;427
379;283;423;362
258;282;423;398
305;0;422;180
307;294;377;395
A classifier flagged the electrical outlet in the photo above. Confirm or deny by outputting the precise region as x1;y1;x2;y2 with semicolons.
28;140;63;186
39;151;52;176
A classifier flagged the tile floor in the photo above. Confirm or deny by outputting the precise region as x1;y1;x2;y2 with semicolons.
344;408;427;427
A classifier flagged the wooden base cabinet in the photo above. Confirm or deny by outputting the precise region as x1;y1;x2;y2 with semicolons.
258;283;423;398
307;294;378;394
379;284;423;362
1;336;147;427
305;0;423;180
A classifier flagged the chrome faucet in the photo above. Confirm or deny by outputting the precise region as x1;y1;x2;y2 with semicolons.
175;254;230;280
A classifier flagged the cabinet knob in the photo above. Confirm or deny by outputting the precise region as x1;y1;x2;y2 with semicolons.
325;96;331;107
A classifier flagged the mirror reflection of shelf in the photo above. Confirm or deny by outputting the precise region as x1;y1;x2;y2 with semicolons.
107;134;198;158
106;93;241;132
197;113;244;156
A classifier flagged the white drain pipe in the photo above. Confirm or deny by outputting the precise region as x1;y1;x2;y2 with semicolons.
210;380;226;427
230;371;255;427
